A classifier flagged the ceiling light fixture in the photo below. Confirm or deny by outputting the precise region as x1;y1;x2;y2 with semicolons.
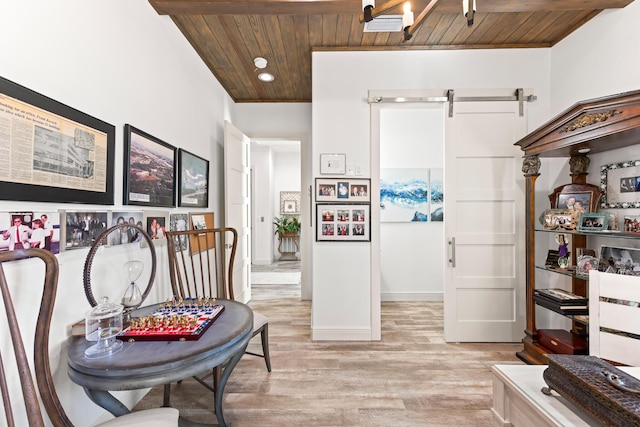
463;0;476;27
360;0;440;43
402;2;414;41
254;57;268;69
363;0;375;22
258;72;275;82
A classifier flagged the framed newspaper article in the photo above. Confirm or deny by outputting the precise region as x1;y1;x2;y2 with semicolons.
0;76;115;204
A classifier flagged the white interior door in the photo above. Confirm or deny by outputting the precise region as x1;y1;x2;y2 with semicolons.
444;101;526;342
224;120;251;303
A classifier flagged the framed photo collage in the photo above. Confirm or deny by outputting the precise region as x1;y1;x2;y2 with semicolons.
315;178;371;242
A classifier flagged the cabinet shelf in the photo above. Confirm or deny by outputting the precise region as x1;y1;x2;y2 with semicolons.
535;264;588;280
535;228;640;240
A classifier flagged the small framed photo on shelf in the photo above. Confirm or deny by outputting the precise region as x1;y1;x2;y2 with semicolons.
319;153;346;175
316;203;370;242
623;215;640;233
578;213;608;231
316;178;370;203
538;209;576;231
601;159;640;208
599;245;640;275
576;255;599;277
549;183;602;213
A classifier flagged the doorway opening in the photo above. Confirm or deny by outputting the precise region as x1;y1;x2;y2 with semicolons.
249;138;302;297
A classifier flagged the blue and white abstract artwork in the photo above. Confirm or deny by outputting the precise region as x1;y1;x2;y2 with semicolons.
430;168;444;222
380;168;430;222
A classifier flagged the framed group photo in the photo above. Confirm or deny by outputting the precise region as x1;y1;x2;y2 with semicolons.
316;178;370;203
316;203;370;242
0;76;115;205
178;148;209;208
601;159;640;208
123;124;176;208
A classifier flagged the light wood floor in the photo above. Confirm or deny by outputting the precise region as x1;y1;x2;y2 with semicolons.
135;262;524;426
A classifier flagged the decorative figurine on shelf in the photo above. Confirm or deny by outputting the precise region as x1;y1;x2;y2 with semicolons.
555;233;569;268
122;260;144;309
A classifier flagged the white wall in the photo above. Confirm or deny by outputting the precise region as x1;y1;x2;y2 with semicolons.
550;1;640;116
312;48;552;340
380;106;444;301
251;145;274;264
0;1;235;425
272;151;302;258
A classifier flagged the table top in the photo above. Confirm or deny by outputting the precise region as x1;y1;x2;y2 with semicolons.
68;299;253;391
493;364;640;426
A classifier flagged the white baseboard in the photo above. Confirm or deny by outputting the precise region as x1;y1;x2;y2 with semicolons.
311;327;373;341
381;292;443;302
252;259;271;266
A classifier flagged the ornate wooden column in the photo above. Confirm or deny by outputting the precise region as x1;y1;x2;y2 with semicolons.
522;154;540;341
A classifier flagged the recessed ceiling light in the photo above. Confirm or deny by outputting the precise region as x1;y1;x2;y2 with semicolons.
258;72;274;82
254;57;268;69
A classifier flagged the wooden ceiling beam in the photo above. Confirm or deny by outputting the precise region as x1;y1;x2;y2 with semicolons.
149;0;633;16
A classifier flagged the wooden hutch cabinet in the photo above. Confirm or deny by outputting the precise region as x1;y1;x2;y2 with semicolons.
514;90;640;365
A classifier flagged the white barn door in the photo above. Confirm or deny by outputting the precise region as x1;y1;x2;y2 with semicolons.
444;101;526;342
224;120;251;304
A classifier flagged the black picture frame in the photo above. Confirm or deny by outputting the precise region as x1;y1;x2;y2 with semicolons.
178;148;209;208
316;203;371;242
123;124;176;207
0;76;115;204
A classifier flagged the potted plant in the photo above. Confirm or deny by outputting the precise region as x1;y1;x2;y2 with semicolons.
273;216;301;237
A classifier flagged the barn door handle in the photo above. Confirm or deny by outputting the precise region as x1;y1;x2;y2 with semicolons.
449;238;456;267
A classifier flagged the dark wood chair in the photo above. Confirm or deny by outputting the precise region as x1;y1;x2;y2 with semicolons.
0;248;179;427
164;227;271;402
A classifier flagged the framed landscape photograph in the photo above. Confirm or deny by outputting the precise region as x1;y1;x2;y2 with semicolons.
316;203;370;242
178;148;209;208
601;160;640;208
316;178;370;203
123;124;176;208
0;76;115;205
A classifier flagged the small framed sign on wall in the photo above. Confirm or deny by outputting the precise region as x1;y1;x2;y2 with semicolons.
320;153;346;175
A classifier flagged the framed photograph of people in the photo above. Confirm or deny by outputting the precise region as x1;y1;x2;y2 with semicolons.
538;209;576;231
549;183;601;213
316;203;370;242
123;124;176;208
599;245;640;275
177;149;209;208
624;215;640;233
578;213;608;231
169;213;189;252
60;210;109;251
0;76;115;205
107;211;144;246
316;178;371;203
601;160;640;208
319;153;346;175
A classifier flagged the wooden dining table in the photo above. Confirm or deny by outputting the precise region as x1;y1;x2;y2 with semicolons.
67;299;253;427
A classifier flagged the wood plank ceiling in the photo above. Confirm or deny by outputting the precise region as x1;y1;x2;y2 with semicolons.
149;0;634;103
